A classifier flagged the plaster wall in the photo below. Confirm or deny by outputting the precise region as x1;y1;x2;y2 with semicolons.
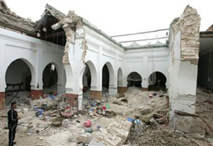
6;59;31;90
125;48;169;88
0;28;65;94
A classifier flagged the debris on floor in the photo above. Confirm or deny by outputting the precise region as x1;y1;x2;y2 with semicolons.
0;87;212;146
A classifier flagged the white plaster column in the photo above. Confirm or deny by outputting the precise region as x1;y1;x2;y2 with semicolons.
142;56;148;89
32;45;43;91
168;6;200;122
96;46;103;92
69;36;86;110
57;66;66;94
109;54;118;95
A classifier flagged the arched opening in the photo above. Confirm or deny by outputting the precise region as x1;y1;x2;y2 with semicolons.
127;72;142;88
42;63;58;94
83;64;91;93
102;62;115;96
148;71;167;91
117;68;123;86
5;59;32;105
102;64;109;95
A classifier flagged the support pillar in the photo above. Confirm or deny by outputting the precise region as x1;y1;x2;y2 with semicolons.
142;56;149;91
66;93;78;108
168;6;200;123
90;46;103;100
90;90;102;100
30;89;43;99
108;86;117;96
142;78;148;91
52;12;87;110
117;86;127;94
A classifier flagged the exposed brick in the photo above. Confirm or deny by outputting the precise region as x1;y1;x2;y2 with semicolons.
118;87;127;94
66;93;78;107
90;91;102;100
142;88;148;91
31;90;43;99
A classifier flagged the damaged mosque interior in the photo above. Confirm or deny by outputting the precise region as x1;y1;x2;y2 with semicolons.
0;0;213;145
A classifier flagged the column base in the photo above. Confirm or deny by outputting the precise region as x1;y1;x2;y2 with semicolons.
142;88;148;91
118;87;127;94
31;90;43;99
109;87;117;96
66;93;78;107
0;92;5;110
169;95;196;121
90;91;102;100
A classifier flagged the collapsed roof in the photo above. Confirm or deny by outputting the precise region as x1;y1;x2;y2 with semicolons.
0;0;36;36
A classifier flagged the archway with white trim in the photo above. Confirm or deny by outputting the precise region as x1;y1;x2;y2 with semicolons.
5;59;34;105
117;68;123;86
102;62;115;96
83;61;97;95
127;72;142;88
42;63;58;94
148;71;167;91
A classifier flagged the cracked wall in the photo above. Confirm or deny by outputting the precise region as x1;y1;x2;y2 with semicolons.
52;11;87;65
170;5;200;65
168;6;200;121
52;11;88;110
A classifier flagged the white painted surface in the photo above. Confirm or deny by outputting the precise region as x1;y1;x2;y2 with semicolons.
1;25;170;111
168;30;198;120
0;28;65;94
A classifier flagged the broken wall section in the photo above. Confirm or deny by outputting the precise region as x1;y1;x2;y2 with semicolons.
52;11;88;110
168;6;200;122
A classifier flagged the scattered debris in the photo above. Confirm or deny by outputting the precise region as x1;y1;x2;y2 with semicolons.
0;87;212;146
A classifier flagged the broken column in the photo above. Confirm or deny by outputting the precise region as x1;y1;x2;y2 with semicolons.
52;11;87;110
168;6;200;122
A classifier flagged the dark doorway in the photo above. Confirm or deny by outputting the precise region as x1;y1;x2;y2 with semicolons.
127;72;142;87
148;71;167;91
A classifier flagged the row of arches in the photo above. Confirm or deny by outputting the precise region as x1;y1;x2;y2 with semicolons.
127;71;167;91
4;58;167;105
5;59;59;105
82;60;167;94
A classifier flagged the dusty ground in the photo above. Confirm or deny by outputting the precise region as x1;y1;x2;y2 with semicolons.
0;87;212;146
196;87;213;121
127;125;197;146
126;87;213;146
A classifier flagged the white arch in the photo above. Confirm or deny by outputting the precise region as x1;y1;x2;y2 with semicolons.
64;64;73;92
148;71;167;85
42;62;59;90
85;61;97;90
103;62;115;87
127;71;142;87
117;68;123;86
127;71;142;81
5;58;36;89
42;62;60;74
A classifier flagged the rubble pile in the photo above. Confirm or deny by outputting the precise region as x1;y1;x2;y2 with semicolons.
0;87;213;146
127;125;196;146
5;91;30;106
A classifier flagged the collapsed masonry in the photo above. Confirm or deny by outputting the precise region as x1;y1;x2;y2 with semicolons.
52;11;88;110
168;5;201;126
0;0;35;35
0;0;210;139
52;11;86;64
